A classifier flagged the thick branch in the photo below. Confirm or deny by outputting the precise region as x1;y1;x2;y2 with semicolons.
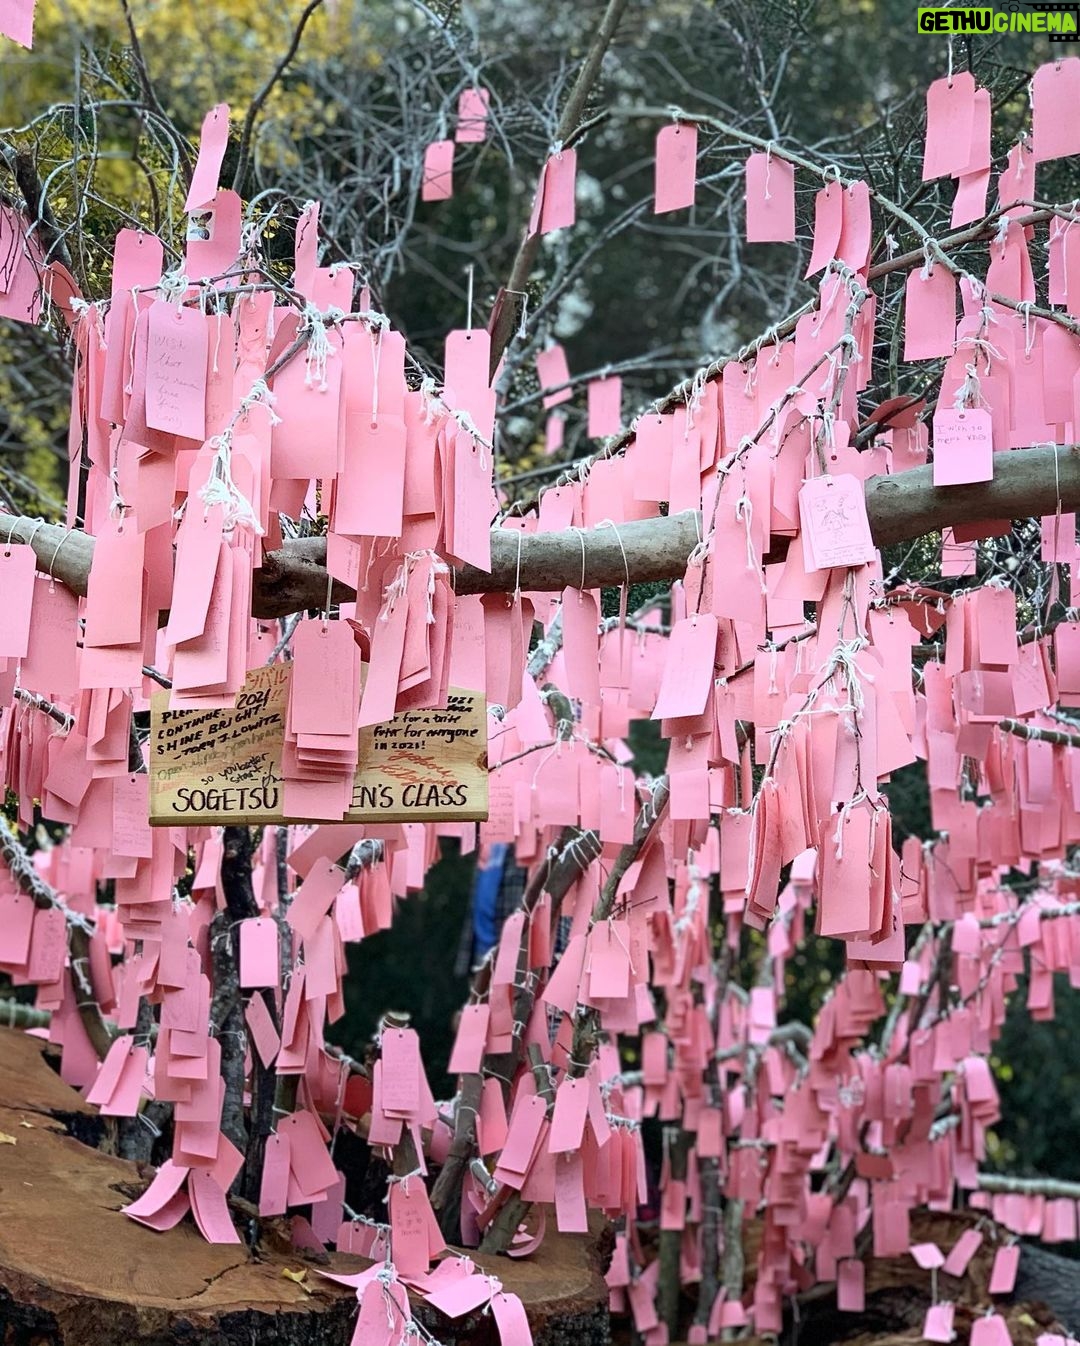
977;1173;1080;1199
5;446;1080;617
487;0;631;376
998;718;1080;749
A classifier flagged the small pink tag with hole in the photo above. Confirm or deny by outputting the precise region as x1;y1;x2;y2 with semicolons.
932;408;993;485
549;1077;589;1153
942;1228;983;1277
587;375;622;436
655;123;697;213
745;152;796;243
923;74;976;180
381;1027;421;1117
1032;59;1080;162
185;104;230;211
0;544;36;658
144;302;208;440
239;918;279;989
924;1304;955;1343
422;140;454;201
798;474;876;570
904;267;957;361
447;1003;489;1075
455;88;489;143
541;150;577;233
244;993;280;1068
989;1244;1020;1294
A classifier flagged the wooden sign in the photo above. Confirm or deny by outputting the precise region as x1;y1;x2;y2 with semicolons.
149;665;488;825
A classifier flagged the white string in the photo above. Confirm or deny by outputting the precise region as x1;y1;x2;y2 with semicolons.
302;303;345;391
369;322;384;426
572;527;588;591
595;519;630;590
198;429;264;535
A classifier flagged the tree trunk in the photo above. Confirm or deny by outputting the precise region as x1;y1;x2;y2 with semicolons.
0;1028;612;1346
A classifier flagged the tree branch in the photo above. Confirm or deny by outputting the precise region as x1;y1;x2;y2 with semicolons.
4;445;1080;618
977;1172;1080;1200
487;0;632;376
231;0;328;194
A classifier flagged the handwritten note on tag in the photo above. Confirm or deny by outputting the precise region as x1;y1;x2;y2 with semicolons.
145;302;208;440
932;407;993;486
798;474;877;570
150;664;488;824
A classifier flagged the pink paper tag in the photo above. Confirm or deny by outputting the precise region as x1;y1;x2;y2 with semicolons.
923;1304;955;1344
651;614;717;719
0;0;35;47
745;152;796;243
798;474;877;571
244;992;281;1068
188;1170;241;1244
422;141;455;201
1032;59;1080;163
536;345;572;409
989;1244;1020;1294
548;1077;589;1153
942;1227;982;1277
455;88;490;143
381;1027;421;1116
971;1315;1013;1346
541;150;577;234
447;1002;490;1075
425;1272;498;1318
123;1160;190;1224
145;302;208;440
239;918;279;989
910;1242;945;1270
655;123;697;213
932;407;993;486
389;1180;433;1278
587;376;622;437
837;1259;865;1311
490;1292;533;1346
904;267;957;361
923;74;976;180
185;104;230;212
259;1131;291;1216
0;543;36;658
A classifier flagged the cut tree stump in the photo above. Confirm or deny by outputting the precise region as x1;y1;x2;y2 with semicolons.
690;1207;1074;1346
0;1029;609;1346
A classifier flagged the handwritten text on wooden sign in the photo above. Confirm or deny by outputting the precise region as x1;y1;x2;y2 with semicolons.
149;665;488;824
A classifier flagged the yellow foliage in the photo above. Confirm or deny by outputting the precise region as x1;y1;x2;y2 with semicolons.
0;0;380;143
0;0;396;504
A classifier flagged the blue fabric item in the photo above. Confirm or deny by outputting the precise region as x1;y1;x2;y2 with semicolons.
472;843;509;957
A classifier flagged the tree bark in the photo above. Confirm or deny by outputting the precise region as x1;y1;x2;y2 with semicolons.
657;1127;691;1336
5;446;1079;617
215;827;260;1198
486;0;632;376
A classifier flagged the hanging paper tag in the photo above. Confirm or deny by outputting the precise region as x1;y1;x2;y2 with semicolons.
931;407;993;486
797;474;876;570
145;302;209;440
185;104;230;212
655;124;697;213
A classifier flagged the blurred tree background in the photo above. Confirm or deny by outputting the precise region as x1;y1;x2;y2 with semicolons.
1;0;1078;1181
